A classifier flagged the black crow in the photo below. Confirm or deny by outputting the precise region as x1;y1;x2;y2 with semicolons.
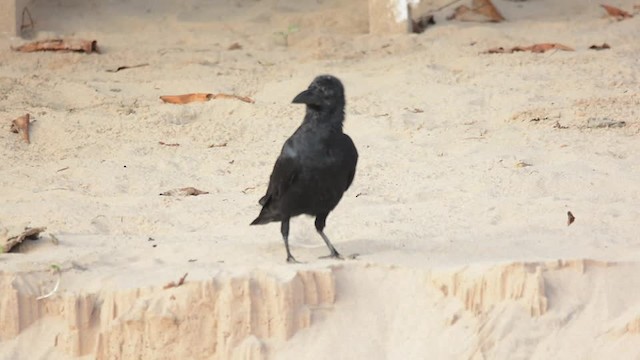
250;75;358;263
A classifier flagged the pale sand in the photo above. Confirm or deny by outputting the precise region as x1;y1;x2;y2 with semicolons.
1;0;639;358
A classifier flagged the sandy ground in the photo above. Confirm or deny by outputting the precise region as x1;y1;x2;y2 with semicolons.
1;0;640;359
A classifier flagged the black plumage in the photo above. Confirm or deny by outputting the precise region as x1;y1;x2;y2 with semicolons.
250;75;358;263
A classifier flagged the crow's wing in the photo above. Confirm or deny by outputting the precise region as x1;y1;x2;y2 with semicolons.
340;134;358;191
259;151;299;207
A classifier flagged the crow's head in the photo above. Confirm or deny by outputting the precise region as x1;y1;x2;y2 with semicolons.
292;75;345;111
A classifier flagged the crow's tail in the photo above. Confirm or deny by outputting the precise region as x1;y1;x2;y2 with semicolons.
250;207;281;225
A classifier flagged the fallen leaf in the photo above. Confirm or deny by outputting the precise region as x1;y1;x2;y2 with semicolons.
163;273;188;289
228;42;242;50
2;227;46;253
160;187;209;196
106;63;149;73
525;43;574;53
589;43;611;50
160;93;212;104
211;93;255;103
601;4;632;20
567;211;575;226
160;93;255;104
448;0;505;22
12;39;99;53
159;141;180;147
483;43;574;54
10;114;30;144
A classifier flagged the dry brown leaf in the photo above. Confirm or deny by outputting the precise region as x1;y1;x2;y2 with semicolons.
163;273;188;289
2;227;46;253
526;43;575;53
228;42;242;50
160;187;209;196
12;39;99;53
601;4;633;20
10;114;30;144
211;93;255;103
589;43;611;50
160;93;212;104
448;0;505;22
483;46;508;54
160;93;255;104
483;43;574;54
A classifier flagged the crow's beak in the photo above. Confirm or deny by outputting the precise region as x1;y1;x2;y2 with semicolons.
292;89;321;106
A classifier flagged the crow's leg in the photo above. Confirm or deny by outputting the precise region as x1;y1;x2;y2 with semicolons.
281;218;299;263
315;213;342;259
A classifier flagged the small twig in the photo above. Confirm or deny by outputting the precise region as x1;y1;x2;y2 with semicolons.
160;187;209;196
106;63;149;73
208;142;228;148
37;265;61;300
49;233;59;245
163;273;188;289
242;186;257;194
56;166;69;172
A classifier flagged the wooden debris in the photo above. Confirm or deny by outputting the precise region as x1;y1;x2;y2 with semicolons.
163;273;188;289
10;114;31;144
160;93;255;104
601;4;632;20
159;141;180;147
12;39;99;53
160;187;209;196
483;43;574;54
589;43;611;50
2;227;46;253
106;63;149;73
567;211;575;226
448;0;505;22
